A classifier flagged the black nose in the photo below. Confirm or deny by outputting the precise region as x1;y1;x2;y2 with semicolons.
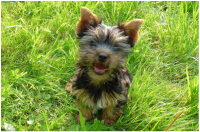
98;53;108;62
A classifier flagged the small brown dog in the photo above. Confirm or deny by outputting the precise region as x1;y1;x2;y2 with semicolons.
66;7;144;126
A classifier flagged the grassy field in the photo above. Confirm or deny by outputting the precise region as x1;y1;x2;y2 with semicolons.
1;1;199;131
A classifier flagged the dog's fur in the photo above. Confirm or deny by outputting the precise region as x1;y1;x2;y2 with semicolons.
66;7;144;126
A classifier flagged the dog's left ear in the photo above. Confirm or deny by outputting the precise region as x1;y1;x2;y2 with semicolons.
76;7;102;36
118;19;144;47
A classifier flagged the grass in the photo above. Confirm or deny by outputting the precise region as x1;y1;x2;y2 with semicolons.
1;1;199;131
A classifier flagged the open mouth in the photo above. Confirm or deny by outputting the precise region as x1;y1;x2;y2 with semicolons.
94;63;108;75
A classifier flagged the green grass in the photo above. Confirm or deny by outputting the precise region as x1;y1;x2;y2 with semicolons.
1;1;199;131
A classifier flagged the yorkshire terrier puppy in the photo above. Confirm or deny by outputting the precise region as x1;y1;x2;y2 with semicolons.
66;7;144;126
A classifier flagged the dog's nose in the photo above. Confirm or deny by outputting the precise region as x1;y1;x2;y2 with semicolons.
98;53;108;62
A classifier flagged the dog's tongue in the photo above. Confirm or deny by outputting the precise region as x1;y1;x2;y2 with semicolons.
94;63;107;73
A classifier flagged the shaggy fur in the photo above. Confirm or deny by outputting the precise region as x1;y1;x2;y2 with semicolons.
66;7;144;126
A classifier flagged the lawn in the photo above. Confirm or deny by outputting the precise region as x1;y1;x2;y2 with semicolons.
1;1;199;131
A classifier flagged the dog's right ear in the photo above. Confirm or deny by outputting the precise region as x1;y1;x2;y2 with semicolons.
76;7;102;36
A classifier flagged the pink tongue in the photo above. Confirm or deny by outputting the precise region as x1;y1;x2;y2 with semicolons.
94;63;107;72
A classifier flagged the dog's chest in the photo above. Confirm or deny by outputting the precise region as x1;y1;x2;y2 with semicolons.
72;88;125;113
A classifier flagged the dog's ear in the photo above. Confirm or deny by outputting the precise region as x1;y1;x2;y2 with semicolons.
118;19;144;47
76;7;102;36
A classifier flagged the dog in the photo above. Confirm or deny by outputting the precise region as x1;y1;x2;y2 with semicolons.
66;7;144;126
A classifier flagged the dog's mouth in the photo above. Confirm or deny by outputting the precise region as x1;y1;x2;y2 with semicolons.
94;63;108;75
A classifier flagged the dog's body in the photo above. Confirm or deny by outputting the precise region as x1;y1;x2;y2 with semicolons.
66;7;143;126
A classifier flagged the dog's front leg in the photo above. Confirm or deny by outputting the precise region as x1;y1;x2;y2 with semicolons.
75;101;93;124
101;106;124;126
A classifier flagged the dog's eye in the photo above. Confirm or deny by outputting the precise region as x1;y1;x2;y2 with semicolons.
112;47;120;51
90;43;96;46
89;41;96;47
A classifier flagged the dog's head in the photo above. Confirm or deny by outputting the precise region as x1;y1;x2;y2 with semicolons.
76;7;144;84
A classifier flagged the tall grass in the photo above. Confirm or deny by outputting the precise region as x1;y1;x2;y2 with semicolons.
1;1;198;131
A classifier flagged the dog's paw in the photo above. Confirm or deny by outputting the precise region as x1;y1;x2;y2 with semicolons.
102;117;118;126
66;83;72;93
75;111;93;124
